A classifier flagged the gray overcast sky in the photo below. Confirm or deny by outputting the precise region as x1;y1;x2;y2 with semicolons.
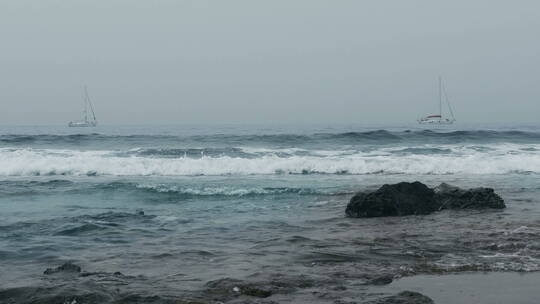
0;0;539;125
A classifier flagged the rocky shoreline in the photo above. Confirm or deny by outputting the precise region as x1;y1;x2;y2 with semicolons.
2;263;436;304
0;181;521;304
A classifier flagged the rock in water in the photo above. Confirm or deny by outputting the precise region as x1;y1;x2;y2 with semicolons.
345;181;438;218
367;275;394;285
372;291;434;304
346;182;506;218
44;262;81;275
434;183;506;209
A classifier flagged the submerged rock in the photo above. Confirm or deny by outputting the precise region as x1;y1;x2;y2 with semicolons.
0;286;114;304
434;183;505;210
345;182;438;218
346;182;505;218
372;291;434;304
367;274;394;285
205;278;273;299
44;262;82;275
204;275;315;301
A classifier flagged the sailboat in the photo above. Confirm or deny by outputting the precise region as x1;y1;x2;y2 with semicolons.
418;77;456;125
68;86;97;127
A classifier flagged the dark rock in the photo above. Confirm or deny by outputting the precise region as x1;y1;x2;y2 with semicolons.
205;276;315;301
113;294;168;303
372;291;434;304
241;286;273;298
434;183;505;209
346;181;505;218
43;262;82;275
346;182;438;218
334;300;358;304
205;277;243;294
79;270;129;278
205;278;272;298
367;275;393;285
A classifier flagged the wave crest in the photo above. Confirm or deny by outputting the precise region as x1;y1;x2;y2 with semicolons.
0;147;538;176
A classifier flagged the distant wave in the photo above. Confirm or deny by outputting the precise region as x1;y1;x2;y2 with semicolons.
0;145;538;176
2;130;540;147
0;179;75;196
404;130;540;141
119;147;258;158
0;133;105;144
314;130;402;140
0;179;348;198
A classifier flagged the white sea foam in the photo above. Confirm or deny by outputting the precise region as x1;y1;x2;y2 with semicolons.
137;184;291;196
239;143;539;157
0;146;539;176
239;147;357;157
239;147;308;154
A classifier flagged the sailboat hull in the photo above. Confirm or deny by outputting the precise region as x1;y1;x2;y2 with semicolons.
417;118;455;125
68;121;97;127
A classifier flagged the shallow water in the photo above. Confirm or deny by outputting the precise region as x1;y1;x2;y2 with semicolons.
382;272;540;304
0;124;539;303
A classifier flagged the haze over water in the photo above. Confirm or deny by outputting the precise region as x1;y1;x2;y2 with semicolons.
1;1;540;302
1;1;540;125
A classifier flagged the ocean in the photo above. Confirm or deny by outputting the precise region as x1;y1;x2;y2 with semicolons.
1;123;539;303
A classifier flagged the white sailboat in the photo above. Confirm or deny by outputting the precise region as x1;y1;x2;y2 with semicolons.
418;77;456;125
68;86;97;127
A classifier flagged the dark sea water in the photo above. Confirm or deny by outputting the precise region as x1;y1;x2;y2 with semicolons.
0;124;539;303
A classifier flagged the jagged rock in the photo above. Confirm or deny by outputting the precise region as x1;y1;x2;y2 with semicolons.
346;182;505;218
345;182;438;218
434;183;505;209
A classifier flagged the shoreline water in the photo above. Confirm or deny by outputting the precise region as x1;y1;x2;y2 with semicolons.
0;124;539;303
381;272;540;304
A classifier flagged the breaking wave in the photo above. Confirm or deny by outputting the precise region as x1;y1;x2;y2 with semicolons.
0;145;538;176
0;179;346;198
132;184;343;196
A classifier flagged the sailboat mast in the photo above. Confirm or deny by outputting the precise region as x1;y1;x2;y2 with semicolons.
442;82;456;121
438;76;442;117
85;86;97;123
83;87;88;122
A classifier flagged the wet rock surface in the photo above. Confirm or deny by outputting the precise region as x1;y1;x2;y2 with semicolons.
346;181;505;218
43;262;82;275
434;183;506;210
370;291;434;304
346;182;438;217
204;275;316;302
367;275;394;286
